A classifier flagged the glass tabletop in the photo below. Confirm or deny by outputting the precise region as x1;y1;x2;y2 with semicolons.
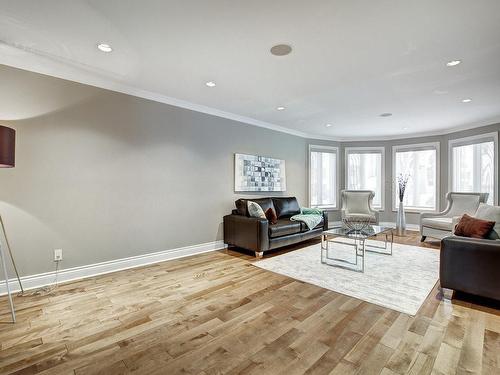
323;225;392;239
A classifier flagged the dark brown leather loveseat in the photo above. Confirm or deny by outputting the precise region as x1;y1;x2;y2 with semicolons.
223;197;328;258
440;236;500;301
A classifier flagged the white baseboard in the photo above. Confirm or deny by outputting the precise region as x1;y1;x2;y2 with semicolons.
330;221;420;231
1;240;226;296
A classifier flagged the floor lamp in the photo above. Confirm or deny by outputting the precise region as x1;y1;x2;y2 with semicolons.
0;125;23;323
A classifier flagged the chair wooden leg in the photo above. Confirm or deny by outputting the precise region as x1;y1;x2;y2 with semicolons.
255;251;263;259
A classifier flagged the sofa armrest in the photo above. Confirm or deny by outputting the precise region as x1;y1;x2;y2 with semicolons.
440;236;500;300
421;193;454;221
420;212;458;233
223;214;269;252
420;199;453;224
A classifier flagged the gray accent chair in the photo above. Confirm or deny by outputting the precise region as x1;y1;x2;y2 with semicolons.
341;190;379;224
420;192;489;242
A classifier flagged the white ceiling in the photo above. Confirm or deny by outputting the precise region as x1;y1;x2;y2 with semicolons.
1;0;500;140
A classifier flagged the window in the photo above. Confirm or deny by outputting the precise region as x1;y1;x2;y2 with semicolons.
449;132;498;205
345;147;384;209
309;145;338;208
392;143;439;211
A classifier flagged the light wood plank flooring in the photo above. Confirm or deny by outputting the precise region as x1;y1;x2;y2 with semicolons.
0;232;498;374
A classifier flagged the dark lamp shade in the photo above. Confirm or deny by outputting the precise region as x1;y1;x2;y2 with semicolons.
0;125;15;168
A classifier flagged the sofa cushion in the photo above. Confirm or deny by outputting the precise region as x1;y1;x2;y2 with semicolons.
247;201;266;218
235;198;274;216
421;217;453;231
474;203;500;240
454;214;495;239
272;197;301;218
269;219;302;238
265;207;278;225
343;191;373;215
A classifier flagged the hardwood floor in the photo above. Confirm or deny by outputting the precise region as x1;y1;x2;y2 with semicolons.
0;231;498;374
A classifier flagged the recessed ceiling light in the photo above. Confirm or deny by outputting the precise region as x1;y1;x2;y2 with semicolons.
446;60;461;67
205;81;216;87
380;113;393;117
97;43;113;52
403;127;408;130
276;106;286;111
270;44;292;56
462;98;472;103
325;123;333;127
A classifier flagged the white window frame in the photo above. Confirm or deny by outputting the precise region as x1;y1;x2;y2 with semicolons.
308;145;339;209
344;146;385;210
392;142;440;213
448;132;499;205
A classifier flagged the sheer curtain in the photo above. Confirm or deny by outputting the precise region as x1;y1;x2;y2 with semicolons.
452;141;494;205
394;148;437;210
310;148;337;208
346;151;383;208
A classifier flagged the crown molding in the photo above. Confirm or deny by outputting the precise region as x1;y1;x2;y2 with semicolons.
0;42;311;139
324;118;500;142
1;41;498;143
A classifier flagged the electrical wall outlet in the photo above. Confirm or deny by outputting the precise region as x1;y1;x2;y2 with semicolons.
54;249;63;262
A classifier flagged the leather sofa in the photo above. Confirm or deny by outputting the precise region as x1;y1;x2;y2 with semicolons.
223;197;328;258
441;236;500;301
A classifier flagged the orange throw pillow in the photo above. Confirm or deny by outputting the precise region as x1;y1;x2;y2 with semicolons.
265;207;278;225
454;214;495;239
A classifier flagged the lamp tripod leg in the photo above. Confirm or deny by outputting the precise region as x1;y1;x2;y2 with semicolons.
0;215;23;294
0;243;15;322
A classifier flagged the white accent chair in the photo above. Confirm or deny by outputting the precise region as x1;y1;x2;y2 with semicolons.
341;190;379;224
420;192;489;242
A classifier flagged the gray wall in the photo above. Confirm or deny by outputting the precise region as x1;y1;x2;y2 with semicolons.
308;123;500;225
0;65;307;277
1;64;498;279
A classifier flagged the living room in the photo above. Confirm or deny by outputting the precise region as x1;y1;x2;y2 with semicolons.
0;1;499;374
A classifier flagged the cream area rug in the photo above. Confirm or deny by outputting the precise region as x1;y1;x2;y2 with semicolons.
255;240;439;315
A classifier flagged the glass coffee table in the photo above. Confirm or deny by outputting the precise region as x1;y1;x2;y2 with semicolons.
321;225;393;272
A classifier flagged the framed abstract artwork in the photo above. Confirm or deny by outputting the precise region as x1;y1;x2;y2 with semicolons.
234;153;286;192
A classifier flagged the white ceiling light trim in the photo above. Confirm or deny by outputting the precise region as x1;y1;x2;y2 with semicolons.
446;60;461;67
97;43;112;52
205;81;216;87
